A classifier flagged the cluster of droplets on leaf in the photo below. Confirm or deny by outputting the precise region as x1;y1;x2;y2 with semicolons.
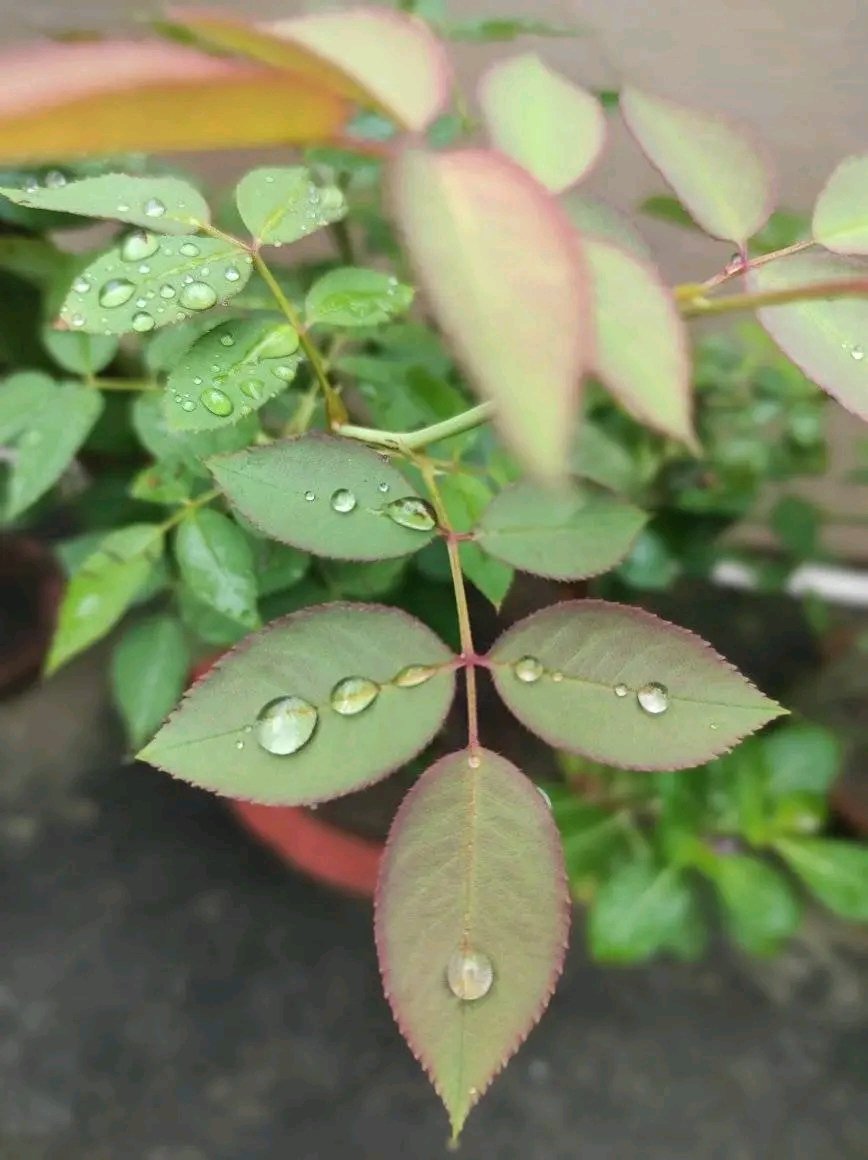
313;487;437;532
513;659;671;715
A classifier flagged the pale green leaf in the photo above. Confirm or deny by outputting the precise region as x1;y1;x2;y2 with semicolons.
165;318;302;431
561;193;652;261
129;460;196;506
235;166;345;245
209;434;437;561
620;87;774;244
474;480;646;581
178;586;249;648
764;723;842;797
42;327;118;376
0;371;55;441
775;838;868;921
305;267;414;328
253;542;310;597
132;392;258;478
174;509;259;630
144;315;222;374
488;600;784;770
438;474;513;608
586;238;697;447
0;235;69;286
140;603;456;804
588;857;699;964
478;54;605;193
47;524;164;673
111;614;190;748
708;854;801;954
445;17;585;41
391;147;588;480
812;154;868;254
375;748;569;1139
60;235;253;335
571;420;641;494
0;174;210;234
748;251;868;420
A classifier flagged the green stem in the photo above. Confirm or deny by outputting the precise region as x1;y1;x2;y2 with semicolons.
160;487;221;533
329;218;355;266
681;278;868;319
337;401;495;454
91;377;160;392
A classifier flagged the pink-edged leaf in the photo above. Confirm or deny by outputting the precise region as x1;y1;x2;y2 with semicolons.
376;747;570;1139
139;603;456;805
478;53;605;193
561;192;653;262
390;147;588;480
170;6;452;131
748;250;868;421
488;600;784;771
0;39;348;163
812;154;868;255
585;237;697;448
620;87;774;245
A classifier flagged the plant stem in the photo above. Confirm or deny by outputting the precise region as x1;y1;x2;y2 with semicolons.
329;218;355;266
251;250;348;426
337;401;495;454
160;487;221;533
680;277;868;319
419;459;480;755
91;377;160;391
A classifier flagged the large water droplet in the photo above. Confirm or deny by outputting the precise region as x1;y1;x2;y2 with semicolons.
613;683;629;698
637;681;669;715
384;496;437;531
224;266;241;282
131;312;155;333
240;379;261;400
44;169;67;189
393;664;436;688
256;696;318;756
179;241;200;257
98;278;135;308
143;197;166;218
180;399;196;412
121;229;159;262
514;656;543;684
200;387;233;417
851;345;865;361
330;676;379;716
180;282;218;311
446;949;493;1001
330;488;357;514
258;324;299;360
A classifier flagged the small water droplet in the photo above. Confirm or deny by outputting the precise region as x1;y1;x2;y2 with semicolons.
220;334;235;347
159;284;176;299
98;278;135;308
264;174;275;184
179;241;200;257
120;229;159;262
131;311;155;333
72;275;91;294
256;696;318;756
235;739;244;750
330;676;379;716
135;296;147;309
613;683;629;698
446;949;493;1001
143;197;166;218
384;496;437;531
193;377;203;386
44;169;67;189
117;202;130;213
137;264;151;276
224;266;241;282
70;313;85;328
181;399;196;412
851;345;865;361
468;754;481;769
378;482;389;494
180;282;218;311
22;175;39;193
393;664;436;688
304;491;316;502
200;387;233;417
637;681;669;715
710;723;719;731
551;671;564;683
240;379;261;400
514;656;543;684
330;488;357;514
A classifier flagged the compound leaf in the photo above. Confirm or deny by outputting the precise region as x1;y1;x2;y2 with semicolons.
235;166;345;245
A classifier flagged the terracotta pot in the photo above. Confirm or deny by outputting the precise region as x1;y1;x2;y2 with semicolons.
0;534;62;698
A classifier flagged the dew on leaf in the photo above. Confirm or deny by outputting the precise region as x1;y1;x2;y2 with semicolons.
255;695;318;756
159;284;176;299
180;399;196;412
384;496;437;531
377;482;390;494
446;949;494;1001
121;229;159;262
240;379;261;400
179;241;200;257
70;314;85;328
143;197;166;218
199;387;233;417
72;276;91;294
220;334;235;347
613;683;629;698
137;264;151;275
551;671;564;683
637;681;670;715
224;266;241;283
468;754;481;769
851;345;865;361
330;488;357;514
272;363;299;382
393;664;437;688
98;278;135;308
22;175;39;193
330;676;380;716
180;282;218;311
235;739;244;750
131;312;155;333
44;169;67;189
257;324;300;360
303;491;315;502
514;656;543;684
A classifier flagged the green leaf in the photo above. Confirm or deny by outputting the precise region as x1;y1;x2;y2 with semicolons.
0;235;70;285
436;474;513;608
444;17;584;41
375;748;569;1140
42;327;118;376
488;600;784;770
390;146;588;481
549;793;630;892
253;542;310;597
1;375;103;520
0;174;210;234
174;509;259;630
140;603;456;804
144;315;221;374
209;434;437;561
812;154;868;254
638;193;697;230
621;88;773;244
478;54;605;193
775;838;868;921
305;267;414;328
748;251;868;421
47;524;164;673
616;526;680;591
770;495;821;558
235;166;346;245
323;557;407;599
129;460;196;506
588;857;698;964
165;318;302;431
571;420;641;494
474;479;646;581
132;393;258;478
585;238;697;448
749;209;810;255
708;854;801;954
60;235;253;335
111;614;190;748
562;193;652;261
763;723;842;798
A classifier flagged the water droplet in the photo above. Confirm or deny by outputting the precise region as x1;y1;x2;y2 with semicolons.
159;284;176;299
265;174;275;184
22;175;39;193
220;334;235;347
70;313;85;328
179;241;200;257
303;491;315;502
117;202;130;213
235;739;244;750
131;311;155;333
98;278;135;308
181;399;196;412
551;671;564;683
179;282;218;311
330;488;357;514
851;345;865;361
224;266;241;282
200;387;233;417
384;496;437;531
330;676;379;716
613;683;629;698
272;363;298;382
637;681;670;715
393;664;436;688
143;197;166;218
378;482;389;493
446;949;493;1001
135;297;147;309
120;229;159;262
710;723;719;731
514;656;543;684
44;169;67;189
258;325;300;360
137;264;151;276
72;275;90;294
240;379;261;400
468;754;481;769
255;696;318;756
